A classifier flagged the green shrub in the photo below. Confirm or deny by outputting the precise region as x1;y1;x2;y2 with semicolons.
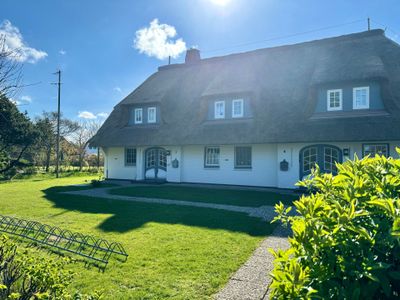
0;235;102;299
270;151;400;299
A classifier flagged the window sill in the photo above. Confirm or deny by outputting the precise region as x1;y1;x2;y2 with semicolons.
234;167;252;170
125;164;136;167
204;166;220;169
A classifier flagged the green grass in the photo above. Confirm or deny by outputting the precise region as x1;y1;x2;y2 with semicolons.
109;185;297;207
0;175;274;299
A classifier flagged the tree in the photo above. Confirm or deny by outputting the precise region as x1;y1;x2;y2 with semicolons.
0;95;38;175
35;111;79;172
0;36;22;97
70;120;102;171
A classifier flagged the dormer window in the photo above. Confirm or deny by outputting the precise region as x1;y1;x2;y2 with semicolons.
232;99;244;118
214;101;225;119
134;108;143;124
353;87;369;109
327;89;342;111
148;107;156;123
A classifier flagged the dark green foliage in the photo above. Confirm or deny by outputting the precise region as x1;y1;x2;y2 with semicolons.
0;235;102;300
0;95;38;175
270;150;400;299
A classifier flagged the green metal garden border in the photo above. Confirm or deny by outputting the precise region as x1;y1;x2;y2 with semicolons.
0;214;128;269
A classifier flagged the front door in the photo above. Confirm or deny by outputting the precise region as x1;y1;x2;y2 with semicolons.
145;147;167;180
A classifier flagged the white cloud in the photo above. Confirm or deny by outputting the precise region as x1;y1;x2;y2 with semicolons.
78;111;108;119
11;95;32;106
78;111;97;119
0;20;47;63
113;86;122;93
59;49;66;55
97;112;108;118
134;19;186;60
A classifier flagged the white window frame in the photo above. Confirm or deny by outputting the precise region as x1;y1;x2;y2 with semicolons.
214;101;225;119
232;99;244;118
147;107;157;123
353;86;370;109
134;108;143;124
327;89;343;111
125;148;137;166
204;146;220;168
362;144;389;157
234;146;252;169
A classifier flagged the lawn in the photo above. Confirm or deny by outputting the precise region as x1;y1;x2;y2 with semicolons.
109;185;297;207
0;176;274;299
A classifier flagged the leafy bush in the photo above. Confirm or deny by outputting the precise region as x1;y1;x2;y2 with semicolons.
270;151;400;299
0;235;102;299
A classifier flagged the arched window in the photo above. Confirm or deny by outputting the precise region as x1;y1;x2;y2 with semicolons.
299;145;342;179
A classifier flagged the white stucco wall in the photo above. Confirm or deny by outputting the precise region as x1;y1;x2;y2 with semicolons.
103;141;400;188
276;141;400;189
181;144;278;187
103;147;136;180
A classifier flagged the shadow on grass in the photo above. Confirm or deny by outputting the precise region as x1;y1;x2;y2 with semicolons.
42;185;275;237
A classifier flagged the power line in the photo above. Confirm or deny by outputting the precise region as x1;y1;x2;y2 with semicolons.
202;19;366;54
370;19;399;37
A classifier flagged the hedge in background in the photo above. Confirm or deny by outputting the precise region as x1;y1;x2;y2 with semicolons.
270;151;400;299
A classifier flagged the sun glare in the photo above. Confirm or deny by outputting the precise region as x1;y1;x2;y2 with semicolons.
209;0;231;6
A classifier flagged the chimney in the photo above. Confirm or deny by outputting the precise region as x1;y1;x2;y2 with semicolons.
185;48;201;64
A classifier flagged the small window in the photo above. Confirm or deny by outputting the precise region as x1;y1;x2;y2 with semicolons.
363;144;389;157
125;148;137;166
134;108;143;124
327;89;342;111
214;101;225;119
232;99;244;118
148;107;156;123
204;147;220;168
353;87;369;109
235;146;252;169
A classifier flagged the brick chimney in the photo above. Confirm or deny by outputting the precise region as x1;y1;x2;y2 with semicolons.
185;48;200;64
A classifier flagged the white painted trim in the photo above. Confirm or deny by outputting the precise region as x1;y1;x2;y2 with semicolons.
134;108;143;124
204;146;220;168
353;86;370;109
148;107;157;123
232;99;244;118
214;101;225;119
327;89;342;111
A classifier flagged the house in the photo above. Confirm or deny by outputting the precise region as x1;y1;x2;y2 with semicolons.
90;29;400;189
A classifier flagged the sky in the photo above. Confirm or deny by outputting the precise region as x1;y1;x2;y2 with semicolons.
1;0;399;121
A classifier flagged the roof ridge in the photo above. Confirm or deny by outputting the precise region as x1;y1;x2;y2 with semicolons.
159;29;385;71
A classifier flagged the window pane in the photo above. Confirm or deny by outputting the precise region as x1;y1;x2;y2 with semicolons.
328;90;341;110
204;147;220;167
235;146;251;168
215;101;225;119
303;147;317;172
148;107;156;123
324;147;339;173
354;87;369;109
126;148;136;165
363;144;388;157
134;109;142;124
232;99;243;117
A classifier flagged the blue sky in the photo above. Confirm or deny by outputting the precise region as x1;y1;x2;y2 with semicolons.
1;0;399;121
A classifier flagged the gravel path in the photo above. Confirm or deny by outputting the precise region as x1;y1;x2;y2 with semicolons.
63;187;278;221
63;187;291;299
215;225;290;300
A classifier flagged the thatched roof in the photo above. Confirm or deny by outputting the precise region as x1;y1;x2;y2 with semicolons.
90;29;400;147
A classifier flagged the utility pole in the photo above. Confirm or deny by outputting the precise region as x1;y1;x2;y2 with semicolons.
53;70;62;178
367;17;370;31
